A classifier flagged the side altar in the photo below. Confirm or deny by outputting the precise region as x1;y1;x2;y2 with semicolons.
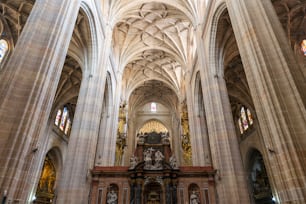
90;132;216;204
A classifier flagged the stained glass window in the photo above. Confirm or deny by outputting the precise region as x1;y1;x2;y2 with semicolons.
60;107;68;131
301;39;306;56
151;102;157;112
238;106;254;135
54;106;72;136
54;109;62;126
64;118;71;135
247;108;253;125
241;107;248;130
0;39;8;64
238;119;243;134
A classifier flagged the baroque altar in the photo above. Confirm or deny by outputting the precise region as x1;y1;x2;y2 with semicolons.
90;132;216;204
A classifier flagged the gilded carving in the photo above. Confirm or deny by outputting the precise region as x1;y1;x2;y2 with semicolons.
38;156;56;194
35;156;56;202
115;102;127;165
139;120;167;133
181;102;192;165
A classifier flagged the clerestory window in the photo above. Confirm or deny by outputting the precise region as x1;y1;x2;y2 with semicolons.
238;106;254;135
0;39;8;64
151;102;157;112
54;106;72;136
301;39;306;56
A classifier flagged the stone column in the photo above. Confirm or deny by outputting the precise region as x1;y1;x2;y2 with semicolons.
196;30;251;203
226;0;306;202
56;23;113;203
186;71;211;166
185;72;202;166
95;74;119;166
0;0;81;203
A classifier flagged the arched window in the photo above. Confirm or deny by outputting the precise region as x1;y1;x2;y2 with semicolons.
237;106;254;134
301;39;306;56
54;106;72;136
150;102;157;112
0;39;8;64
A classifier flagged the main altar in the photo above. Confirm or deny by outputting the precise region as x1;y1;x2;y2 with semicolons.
90;132;216;204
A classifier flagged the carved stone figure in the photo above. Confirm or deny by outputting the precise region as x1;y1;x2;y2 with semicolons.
137;132;145;144
154;150;164;168
169;155;178;169
190;190;200;204
129;155;138;169
144;148;154;169
107;190;118;204
161;132;170;144
161;131;169;139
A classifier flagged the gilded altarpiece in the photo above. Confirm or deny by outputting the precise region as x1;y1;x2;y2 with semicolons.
34;156;56;204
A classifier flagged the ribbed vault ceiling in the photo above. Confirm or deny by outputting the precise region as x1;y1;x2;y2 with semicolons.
124;50;182;93
129;80;177;110
112;2;195;109
0;0;34;44
272;0;306;47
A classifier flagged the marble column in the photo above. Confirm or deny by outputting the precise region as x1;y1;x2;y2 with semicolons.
226;0;306;202
0;0;81;202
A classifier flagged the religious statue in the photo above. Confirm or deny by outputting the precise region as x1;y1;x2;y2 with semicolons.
129;155;138;169
144;148;154;169
161;131;169;139
115;137;124;165
107;190;118;204
137;132;145;144
190;190;200;204
169;155;178;169
161;132;170;144
154;150;164;169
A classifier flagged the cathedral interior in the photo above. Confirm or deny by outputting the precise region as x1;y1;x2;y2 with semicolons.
0;0;306;203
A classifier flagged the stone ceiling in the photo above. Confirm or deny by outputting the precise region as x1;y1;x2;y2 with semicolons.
0;0;34;44
53;55;82;116
112;2;196;109
216;9;254;117
129;79;177;110
272;0;306;47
